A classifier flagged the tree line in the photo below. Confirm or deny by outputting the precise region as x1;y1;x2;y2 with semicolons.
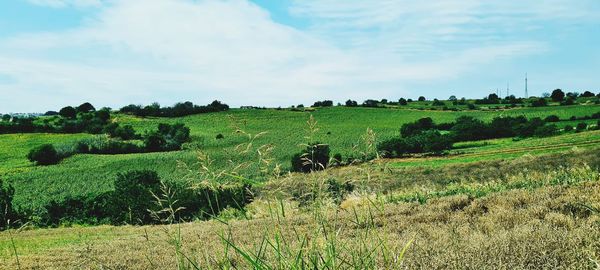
120;100;229;117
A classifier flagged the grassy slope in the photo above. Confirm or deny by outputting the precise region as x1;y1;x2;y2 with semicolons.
2;152;599;269
1;105;599;211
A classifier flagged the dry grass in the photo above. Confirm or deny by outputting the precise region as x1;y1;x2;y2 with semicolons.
2;165;599;269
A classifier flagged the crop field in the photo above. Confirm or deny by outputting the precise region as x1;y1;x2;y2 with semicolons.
1;105;599;212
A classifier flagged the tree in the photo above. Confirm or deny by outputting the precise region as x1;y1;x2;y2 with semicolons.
112;170;161;224
27;144;60;165
550;89;565;102
77;102;96;113
448;95;457;101
398;98;408;106
488;93;499;100
581;91;595;97
418;96;426;101
450;116;488;141
345;100;358;107
59;106;77;119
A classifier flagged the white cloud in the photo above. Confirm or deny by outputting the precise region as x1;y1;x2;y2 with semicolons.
1;0;597;112
26;0;103;8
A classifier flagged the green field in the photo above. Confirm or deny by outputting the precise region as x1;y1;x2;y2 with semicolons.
1;105;599;211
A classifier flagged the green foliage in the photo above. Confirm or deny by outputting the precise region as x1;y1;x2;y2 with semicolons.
551;89;565;102
291;143;330;173
0;179;15;229
544;115;560;122
576;122;588;132
113;170;162;224
531;98;548;107
27;144;60;165
59;106;77;119
534;124;558;137
378;130;453;157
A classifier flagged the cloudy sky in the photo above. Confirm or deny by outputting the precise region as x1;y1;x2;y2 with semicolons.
1;0;599;112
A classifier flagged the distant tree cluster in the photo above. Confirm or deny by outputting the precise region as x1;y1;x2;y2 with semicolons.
1;103;111;134
474;94;524;105
378;114;572;158
27;123;191;166
120;100;229;117
312;100;334;107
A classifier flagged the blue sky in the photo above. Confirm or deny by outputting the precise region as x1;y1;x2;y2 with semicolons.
1;0;599;112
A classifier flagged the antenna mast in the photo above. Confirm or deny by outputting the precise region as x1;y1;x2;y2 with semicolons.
525;73;528;98
506;82;510;98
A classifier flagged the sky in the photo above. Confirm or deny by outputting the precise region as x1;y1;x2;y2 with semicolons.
0;0;599;112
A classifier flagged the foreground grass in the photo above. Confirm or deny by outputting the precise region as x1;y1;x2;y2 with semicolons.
2;155;600;269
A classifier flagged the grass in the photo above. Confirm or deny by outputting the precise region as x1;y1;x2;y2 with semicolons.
1;105;599;213
1;162;599;269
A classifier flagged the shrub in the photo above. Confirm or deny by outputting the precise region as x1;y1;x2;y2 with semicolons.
378;130;452;157
530;98;548;107
216;133;224;139
534;125;558;137
144;131;167;152
43;193;113;226
432;99;445;106
564;125;574;132
0;179;15;229
514;117;545;137
576;122;588;132
467;103;476;110
104;123;138;140
291;143;330;173
400;117;435;137
112;170;162;224
331;153;343;166
418;96;426;101
450;116;488;141
398;98;408;106
544;115;560;122
27;144;60;165
560;97;575;106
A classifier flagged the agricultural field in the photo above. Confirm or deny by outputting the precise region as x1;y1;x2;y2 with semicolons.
1;105;599;212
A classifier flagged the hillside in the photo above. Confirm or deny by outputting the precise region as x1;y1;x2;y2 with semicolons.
2;105;599;212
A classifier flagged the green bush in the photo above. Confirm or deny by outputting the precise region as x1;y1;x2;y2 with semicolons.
576;122;588;132
291;143;330;173
112;170;162;225
27;144;60;165
534;125;558;137
544;115;560;122
564;125;574;132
